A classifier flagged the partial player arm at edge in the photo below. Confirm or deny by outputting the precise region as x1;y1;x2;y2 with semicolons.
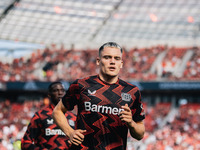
120;104;145;140
52;100;86;146
52;100;74;138
128;120;145;140
21;113;45;150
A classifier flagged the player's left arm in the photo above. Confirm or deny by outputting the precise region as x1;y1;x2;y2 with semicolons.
120;104;145;140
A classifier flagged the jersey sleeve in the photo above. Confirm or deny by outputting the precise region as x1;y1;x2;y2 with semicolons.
21;112;43;150
62;79;80;111
131;89;145;122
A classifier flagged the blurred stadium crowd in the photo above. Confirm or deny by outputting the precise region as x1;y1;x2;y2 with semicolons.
0;44;199;82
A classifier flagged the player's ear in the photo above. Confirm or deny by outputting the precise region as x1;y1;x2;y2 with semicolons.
96;57;100;66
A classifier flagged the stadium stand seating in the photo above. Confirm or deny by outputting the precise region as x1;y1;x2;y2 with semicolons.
0;45;199;82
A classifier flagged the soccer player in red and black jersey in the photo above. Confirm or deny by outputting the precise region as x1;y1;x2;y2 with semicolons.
21;82;76;150
53;42;145;150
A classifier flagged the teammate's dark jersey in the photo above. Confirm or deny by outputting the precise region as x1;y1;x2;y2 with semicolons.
62;75;145;150
21;104;76;150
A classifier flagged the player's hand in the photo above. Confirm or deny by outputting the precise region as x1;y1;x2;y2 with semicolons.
68;129;86;146
119;104;133;126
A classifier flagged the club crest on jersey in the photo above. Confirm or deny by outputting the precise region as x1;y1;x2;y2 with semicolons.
88;89;96;96
47;119;54;124
121;93;131;102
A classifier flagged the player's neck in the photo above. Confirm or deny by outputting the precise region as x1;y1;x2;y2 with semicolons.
99;74;119;84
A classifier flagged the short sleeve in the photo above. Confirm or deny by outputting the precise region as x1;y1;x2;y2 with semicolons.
62;80;80;111
131;89;145;122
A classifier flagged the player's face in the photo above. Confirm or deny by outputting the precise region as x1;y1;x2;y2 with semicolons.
49;84;66;105
97;47;123;79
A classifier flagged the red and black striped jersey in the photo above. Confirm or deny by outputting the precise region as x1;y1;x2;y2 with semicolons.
62;75;145;150
21;104;76;150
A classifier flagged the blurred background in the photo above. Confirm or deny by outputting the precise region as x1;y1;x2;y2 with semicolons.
0;0;200;149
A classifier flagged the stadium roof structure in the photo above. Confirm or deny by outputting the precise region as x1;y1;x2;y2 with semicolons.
0;0;200;50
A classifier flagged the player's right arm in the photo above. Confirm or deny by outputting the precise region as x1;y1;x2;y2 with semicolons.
52;100;86;146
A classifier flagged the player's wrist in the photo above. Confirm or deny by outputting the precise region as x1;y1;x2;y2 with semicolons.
127;120;135;128
65;127;74;138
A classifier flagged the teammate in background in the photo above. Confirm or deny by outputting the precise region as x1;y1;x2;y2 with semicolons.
21;82;76;150
52;42;145;150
